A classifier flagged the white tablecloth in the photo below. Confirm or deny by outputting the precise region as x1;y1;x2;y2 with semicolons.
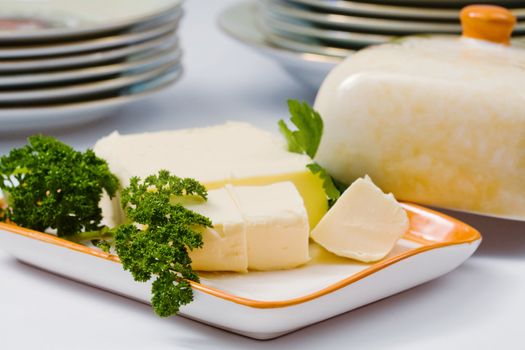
0;1;523;349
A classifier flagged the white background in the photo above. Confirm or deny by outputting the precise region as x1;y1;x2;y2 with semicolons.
0;1;524;349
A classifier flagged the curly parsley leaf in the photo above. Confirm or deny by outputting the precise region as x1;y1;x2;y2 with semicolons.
279;100;345;206
0;135;119;236
114;170;211;317
91;239;111;253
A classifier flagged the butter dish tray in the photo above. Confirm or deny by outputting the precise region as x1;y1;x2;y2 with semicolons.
0;203;481;339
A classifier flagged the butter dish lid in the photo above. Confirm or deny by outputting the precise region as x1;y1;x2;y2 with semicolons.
323;5;525;90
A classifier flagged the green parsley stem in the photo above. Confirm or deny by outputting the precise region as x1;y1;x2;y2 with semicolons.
67;227;114;243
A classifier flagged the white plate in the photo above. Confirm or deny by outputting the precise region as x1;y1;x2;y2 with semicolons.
261;28;354;57
366;0;525;7
0;0;182;41
0;67;182;131
0;203;482;339
0;11;182;58
0;60;181;104
0;33;178;72
220;2;340;90
262;0;525;34
255;5;355;57
260;12;393;47
287;0;525;21
0;47;182;87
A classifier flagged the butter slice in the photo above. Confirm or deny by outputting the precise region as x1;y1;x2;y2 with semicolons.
311;176;409;263
93;122;327;228
227;182;310;271
185;188;248;272
179;182;310;272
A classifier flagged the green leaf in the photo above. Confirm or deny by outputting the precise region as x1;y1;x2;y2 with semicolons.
278;100;346;206
11;167;29;176
278;120;302;154
306;163;343;207
278;100;323;158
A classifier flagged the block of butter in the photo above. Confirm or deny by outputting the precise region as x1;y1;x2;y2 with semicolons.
185;188;248;272
94;122;327;228
311;176;408;263
227;182;310;270
186;182;309;272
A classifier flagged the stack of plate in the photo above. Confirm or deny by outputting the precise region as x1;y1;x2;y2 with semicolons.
258;0;525;58
0;0;183;131
220;1;525;89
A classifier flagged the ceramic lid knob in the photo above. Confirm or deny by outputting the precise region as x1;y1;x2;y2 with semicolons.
460;5;516;45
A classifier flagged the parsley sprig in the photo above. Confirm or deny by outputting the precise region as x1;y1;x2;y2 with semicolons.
278;100;345;206
0;136;212;318
115;170;211;317
0;135;119;236
278;100;323;158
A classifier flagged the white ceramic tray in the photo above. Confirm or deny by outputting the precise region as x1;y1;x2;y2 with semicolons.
0;203;481;339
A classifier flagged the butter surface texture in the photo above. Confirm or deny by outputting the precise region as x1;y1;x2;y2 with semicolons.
185;183;310;272
186;188;248;272
227;182;310;271
311;177;409;263
94;122;327;227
